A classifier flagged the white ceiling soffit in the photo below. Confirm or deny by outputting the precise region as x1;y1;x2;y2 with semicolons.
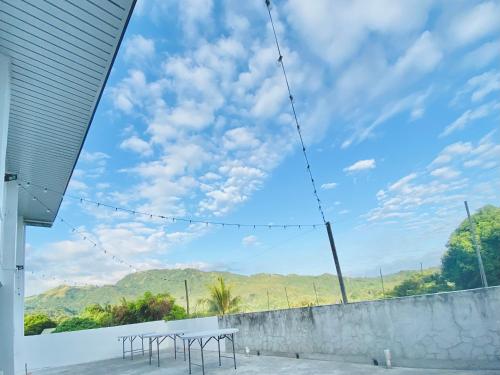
0;0;136;227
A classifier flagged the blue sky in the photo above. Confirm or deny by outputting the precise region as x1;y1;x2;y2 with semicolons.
25;0;500;295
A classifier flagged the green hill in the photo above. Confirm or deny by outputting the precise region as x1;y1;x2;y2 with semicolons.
25;268;437;317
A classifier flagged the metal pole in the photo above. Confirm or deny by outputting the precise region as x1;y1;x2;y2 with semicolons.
325;222;348;303
284;287;290;308
313;282;319;305
379;268;385;298
464;201;488;287
184;279;190;316
420;262;423;274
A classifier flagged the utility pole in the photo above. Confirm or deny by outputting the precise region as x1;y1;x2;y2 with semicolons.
464;201;488;287
420;262;423;275
184;280;190;316
313;282;319;305
325;222;348;304
379;268;385;298
284;287;290;308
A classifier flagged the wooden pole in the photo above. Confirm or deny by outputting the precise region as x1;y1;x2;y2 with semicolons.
325;222;348;303
284;287;290;308
313;282;319;305
379;268;385;298
184;279;190;316
464;201;488;287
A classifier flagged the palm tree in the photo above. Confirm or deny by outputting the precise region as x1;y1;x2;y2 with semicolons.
206;277;241;316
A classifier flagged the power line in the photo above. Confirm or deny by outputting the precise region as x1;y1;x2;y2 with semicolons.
265;0;327;224
20;179;324;229
19;184;139;272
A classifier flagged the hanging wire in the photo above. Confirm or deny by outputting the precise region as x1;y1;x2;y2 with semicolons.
19;184;139;272
265;0;327;224
27;270;96;288
20;180;325;229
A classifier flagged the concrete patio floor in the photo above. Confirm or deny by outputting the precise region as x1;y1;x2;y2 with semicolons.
32;351;500;375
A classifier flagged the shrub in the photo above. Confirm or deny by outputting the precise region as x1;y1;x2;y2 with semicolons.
53;317;101;333
24;313;57;335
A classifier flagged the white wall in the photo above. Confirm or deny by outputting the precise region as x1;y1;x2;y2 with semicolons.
24;316;220;372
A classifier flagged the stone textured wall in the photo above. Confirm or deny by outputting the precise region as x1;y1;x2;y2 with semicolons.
219;287;500;370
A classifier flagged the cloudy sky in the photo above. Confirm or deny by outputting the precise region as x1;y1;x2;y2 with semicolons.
26;0;500;295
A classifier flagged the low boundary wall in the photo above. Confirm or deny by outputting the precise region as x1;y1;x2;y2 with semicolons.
24;316;219;371
219;287;500;370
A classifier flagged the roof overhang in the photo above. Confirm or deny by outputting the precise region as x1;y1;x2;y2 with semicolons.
1;0;136;226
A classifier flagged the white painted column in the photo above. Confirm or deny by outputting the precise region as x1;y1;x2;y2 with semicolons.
14;217;26;373
0;53;15;375
0;182;19;375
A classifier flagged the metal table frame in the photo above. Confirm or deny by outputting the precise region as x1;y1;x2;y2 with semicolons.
182;329;238;375
143;331;186;367
118;333;153;360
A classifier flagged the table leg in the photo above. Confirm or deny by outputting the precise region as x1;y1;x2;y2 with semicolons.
174;335;177;360
142;336;145;356
122;338;125;359
232;333;236;369
130;336;133;360
200;338;205;375
188;339;192;375
217;337;221;366
149;338;152;365
157;337;160;367
183;337;186;361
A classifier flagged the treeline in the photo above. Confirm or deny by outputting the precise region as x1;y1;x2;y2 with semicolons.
25;292;186;335
389;205;500;297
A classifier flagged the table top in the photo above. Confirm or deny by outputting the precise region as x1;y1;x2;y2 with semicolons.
181;328;239;339
117;332;156;339
141;330;186;338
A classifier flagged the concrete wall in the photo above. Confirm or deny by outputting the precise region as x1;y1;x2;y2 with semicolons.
25;316;220;372
219;287;500;370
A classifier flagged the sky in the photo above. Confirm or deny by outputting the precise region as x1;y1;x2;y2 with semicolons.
25;0;500;296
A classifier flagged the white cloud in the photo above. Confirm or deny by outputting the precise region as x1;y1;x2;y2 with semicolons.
440;101;500;137
448;1;500;47
321;182;338;190
431;142;473;165
461;40;500;70
80;151;110;164
285;0;431;66
124;35;155;63
120;135;153;156
242;235;259;247
344;159;376;173
389;173;418;192
430;167;461;179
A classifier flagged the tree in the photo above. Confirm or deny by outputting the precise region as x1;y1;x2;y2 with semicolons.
389;272;454;297
53;317;101;333
442;205;500;289
24;313;57;335
81;303;113;327
206;277;241;315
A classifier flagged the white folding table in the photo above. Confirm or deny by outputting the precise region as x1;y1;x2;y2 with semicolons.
143;330;186;367
118;332;155;360
181;328;239;375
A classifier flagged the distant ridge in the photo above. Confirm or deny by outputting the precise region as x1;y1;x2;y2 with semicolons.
26;267;437;316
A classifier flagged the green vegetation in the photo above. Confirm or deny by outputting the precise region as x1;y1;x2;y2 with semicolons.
26;269;425;318
24;313;57;336
389;205;500;297
25;292;186;334
442;205;500;289
205;277;241;315
25;205;499;328
53;317;101;333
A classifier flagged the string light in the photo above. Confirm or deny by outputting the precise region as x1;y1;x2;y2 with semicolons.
19;180;325;229
265;0;328;225
19;184;139;272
